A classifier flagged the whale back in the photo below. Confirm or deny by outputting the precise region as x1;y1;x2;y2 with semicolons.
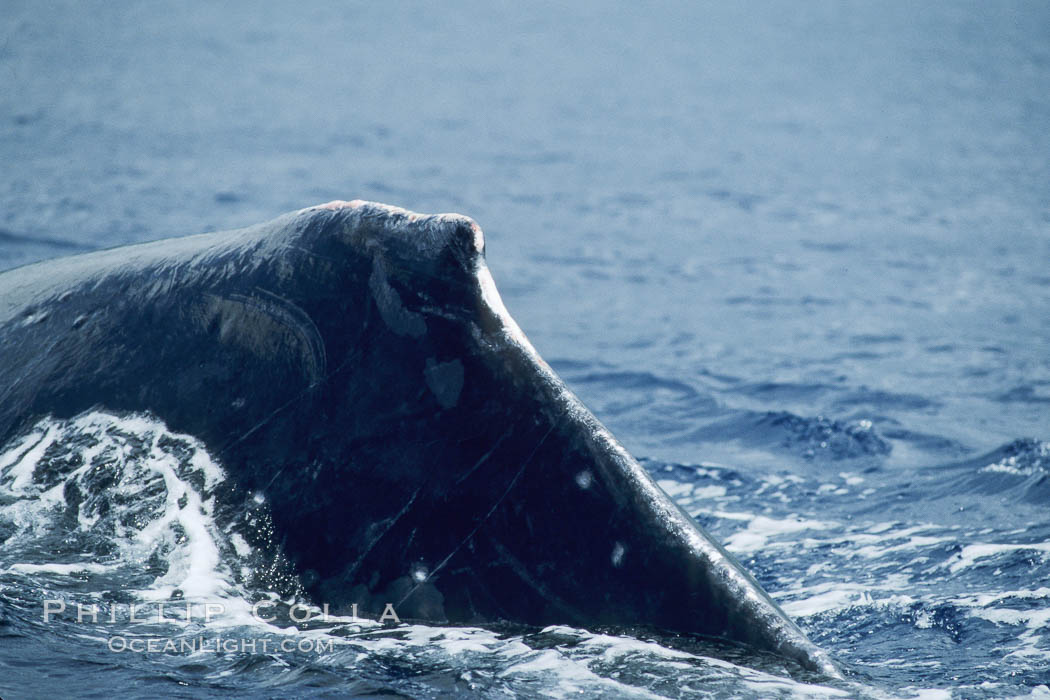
0;201;836;676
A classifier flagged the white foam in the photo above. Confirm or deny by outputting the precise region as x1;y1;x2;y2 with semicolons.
945;542;1050;574
230;533;252;557
656;478;727;501
493;626;849;699
5;562;115;575
656;478;694;498
776;578;917;617
724;515;834;553
853;534;951;560
979;442;1050;476
0;412;242;610
1;422;59;492
955;587;1050;607
130;429;226;601
895;690;952;700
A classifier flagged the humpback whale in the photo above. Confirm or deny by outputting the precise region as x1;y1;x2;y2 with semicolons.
0;200;836;676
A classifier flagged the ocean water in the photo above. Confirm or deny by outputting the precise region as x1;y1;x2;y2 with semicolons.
1;1;1049;697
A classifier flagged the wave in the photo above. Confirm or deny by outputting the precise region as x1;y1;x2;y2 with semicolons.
934;438;1050;503
683;410;891;462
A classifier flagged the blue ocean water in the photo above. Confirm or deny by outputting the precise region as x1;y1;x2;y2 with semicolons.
1;1;1049;697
